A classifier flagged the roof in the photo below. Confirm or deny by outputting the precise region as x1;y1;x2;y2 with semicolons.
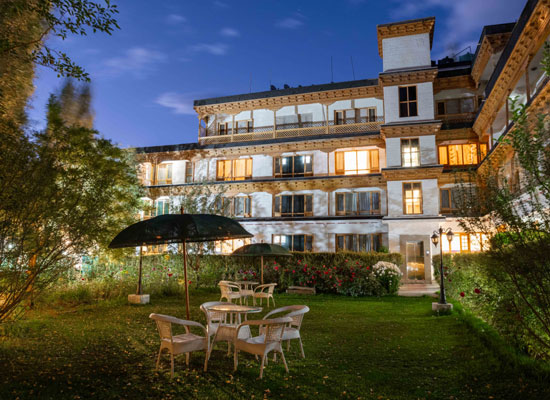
135;130;381;155
473;22;516;62
193;78;379;107
484;0;537;98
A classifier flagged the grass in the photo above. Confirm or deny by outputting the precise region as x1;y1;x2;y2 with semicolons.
0;290;549;399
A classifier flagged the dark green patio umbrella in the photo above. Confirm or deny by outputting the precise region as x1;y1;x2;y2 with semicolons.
109;214;252;319
231;243;291;284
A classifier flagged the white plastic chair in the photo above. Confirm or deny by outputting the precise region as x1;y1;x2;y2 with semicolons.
263;305;310;358
252;283;277;307
200;301;232;338
218;281;243;304
149;313;209;377
233;317;293;379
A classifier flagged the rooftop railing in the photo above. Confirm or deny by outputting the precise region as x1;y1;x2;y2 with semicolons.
198;117;384;145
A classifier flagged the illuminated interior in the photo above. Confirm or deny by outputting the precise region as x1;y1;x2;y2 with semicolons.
335;149;379;175
156;163;172;184
442;233;489;253
438;143;487;165
216;159;253;181
401;138;420;167
403;182;422;214
214;238;251;254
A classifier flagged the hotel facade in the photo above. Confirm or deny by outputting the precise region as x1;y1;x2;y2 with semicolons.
135;0;550;283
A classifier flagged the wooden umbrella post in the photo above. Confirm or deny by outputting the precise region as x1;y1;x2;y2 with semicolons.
183;241;190;320
261;255;264;285
137;245;143;295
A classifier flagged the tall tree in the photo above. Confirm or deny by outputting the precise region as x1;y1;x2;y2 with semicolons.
0;90;141;322
0;0;119;126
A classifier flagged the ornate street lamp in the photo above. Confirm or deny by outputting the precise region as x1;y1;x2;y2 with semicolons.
431;227;454;308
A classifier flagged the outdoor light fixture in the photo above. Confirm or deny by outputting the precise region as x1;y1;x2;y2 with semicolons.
431;227;454;310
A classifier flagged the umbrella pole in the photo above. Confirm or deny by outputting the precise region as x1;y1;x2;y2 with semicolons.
183;241;190;320
261;255;264;285
137;245;143;295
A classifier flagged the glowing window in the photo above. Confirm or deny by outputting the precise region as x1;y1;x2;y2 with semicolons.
403;182;422;215
216;159;252;181
335;150;379;175
401;139;420;167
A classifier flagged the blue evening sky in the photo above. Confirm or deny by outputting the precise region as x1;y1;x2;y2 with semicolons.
28;0;525;148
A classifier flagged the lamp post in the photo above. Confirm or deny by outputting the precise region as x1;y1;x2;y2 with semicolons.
431;227;454;312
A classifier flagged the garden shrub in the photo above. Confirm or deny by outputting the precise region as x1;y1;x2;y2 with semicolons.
47;251;403;302
433;252;550;360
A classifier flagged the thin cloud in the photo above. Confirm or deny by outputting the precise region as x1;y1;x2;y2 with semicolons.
213;1;229;8
189;43;228;55
220;27;240;37
103;47;166;78
155;92;196;115
166;14;186;24
275;17;304;29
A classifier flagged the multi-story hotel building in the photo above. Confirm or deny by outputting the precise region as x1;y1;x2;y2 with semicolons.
135;0;550;283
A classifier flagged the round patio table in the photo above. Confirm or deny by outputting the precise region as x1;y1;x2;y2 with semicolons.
207;304;263;356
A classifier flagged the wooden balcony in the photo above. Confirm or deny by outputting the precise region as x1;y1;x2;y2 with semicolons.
198;117;384;145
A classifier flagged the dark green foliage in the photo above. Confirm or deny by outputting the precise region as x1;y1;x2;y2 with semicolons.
0;90;142;323
62;251;403;300
434;253;550;360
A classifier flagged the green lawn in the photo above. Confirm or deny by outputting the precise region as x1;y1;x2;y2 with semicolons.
0;290;548;399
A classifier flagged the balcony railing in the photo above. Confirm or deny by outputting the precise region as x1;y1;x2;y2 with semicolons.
199;117;384;145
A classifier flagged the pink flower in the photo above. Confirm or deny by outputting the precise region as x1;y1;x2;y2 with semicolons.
366;266;370;270
152;267;156;271
292;270;295;274
274;266;279;271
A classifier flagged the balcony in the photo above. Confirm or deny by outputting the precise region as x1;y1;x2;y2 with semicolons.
198;117;384;145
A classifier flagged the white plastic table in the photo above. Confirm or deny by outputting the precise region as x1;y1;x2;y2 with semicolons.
207;304;263;355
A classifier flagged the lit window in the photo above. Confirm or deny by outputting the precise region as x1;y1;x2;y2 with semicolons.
274;194;313;217
216;159;253;181
157;163;172;185
273;235;313;252
335;150;379;175
274;155;313;177
335;192;381;215
403;182;422;215
214;238;251;254
401;139;420;167
438;143;488;166
335;234;382;252
442;233;488;253
399;86;418;117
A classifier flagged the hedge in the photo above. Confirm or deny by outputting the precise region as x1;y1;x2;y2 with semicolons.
77;251;403;297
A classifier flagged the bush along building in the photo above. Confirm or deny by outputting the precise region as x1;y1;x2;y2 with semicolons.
135;0;550;284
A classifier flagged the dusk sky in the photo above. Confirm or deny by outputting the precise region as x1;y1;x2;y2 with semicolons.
28;0;525;148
